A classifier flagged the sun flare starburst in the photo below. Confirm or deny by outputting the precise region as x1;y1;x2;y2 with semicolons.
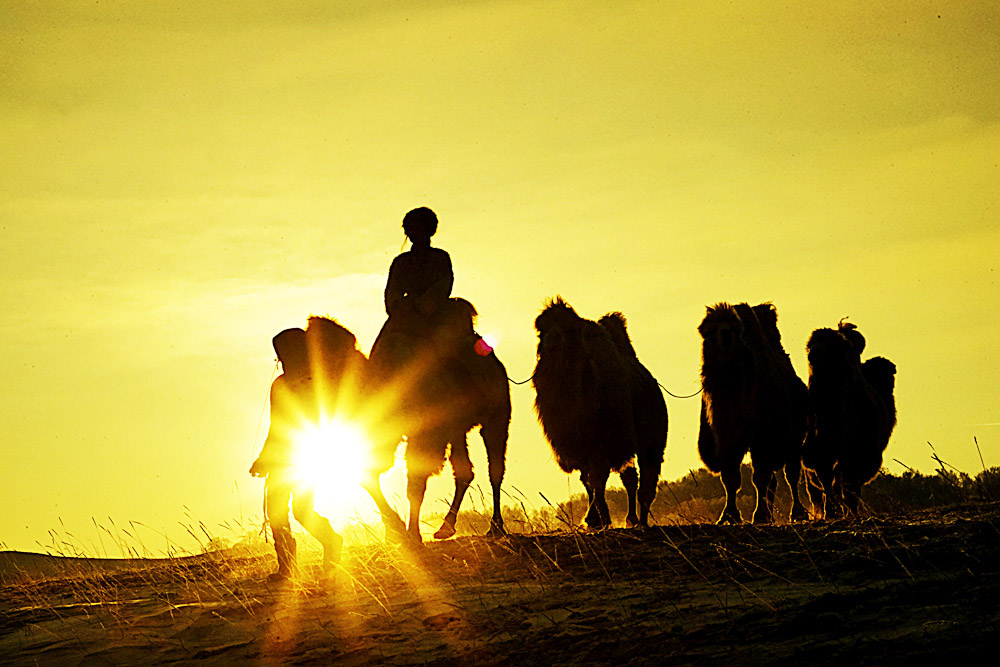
290;417;376;526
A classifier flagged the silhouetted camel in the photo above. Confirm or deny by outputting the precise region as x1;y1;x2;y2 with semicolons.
368;298;511;542
302;316;408;538
803;321;897;517
863;356;898;438
533;298;668;528
697;302;809;524
749;303;811;522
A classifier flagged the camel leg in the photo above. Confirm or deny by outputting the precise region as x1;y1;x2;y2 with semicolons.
802;429;828;519
291;490;342;572
752;465;775;524
481;418;508;537
619;464;640;528
586;466;612;529
434;434;473;540
636;450;662;528
785;460;809;522
826;468;845;519
842;476;862;517
580;471;600;528
406;469;429;543
805;466;827;519
718;465;743;524
362;476;407;542
765;472;779;522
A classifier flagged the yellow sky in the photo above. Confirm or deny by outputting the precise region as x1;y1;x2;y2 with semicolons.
2;1;998;554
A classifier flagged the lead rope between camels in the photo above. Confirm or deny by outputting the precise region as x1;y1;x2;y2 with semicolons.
657;382;703;399
506;370;701;398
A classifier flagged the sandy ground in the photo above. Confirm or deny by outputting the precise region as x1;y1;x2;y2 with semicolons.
1;503;997;666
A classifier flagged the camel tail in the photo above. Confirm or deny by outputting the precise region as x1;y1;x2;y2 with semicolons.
697;400;722;473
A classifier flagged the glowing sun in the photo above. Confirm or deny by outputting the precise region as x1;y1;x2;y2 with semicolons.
291;417;376;525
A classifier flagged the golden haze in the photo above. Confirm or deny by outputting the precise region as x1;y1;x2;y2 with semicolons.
1;1;998;553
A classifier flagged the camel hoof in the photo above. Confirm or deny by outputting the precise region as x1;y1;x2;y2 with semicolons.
267;570;293;584
716;512;743;525
385;530;407;545
487;523;507;538
625;514;640;528
433;523;457;540
383;517;409;544
323;534;344;570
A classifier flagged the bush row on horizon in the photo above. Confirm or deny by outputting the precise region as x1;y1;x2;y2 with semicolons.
419;463;1000;538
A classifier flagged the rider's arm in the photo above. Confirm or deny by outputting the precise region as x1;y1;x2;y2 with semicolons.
384;256;405;316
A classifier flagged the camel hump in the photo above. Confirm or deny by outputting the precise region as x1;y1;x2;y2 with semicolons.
752;303;780;346
598;311;637;358
733;303;767;350
449;297;478;328
437;297;478;344
862;356;896;398
306;315;359;354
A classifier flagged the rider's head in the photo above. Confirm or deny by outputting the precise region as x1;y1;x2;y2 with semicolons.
402;207;438;244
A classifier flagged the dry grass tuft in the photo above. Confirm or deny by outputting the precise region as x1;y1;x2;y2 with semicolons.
2;499;999;665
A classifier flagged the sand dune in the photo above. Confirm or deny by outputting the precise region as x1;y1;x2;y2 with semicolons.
0;545;272;585
2;551;180;586
1;504;997;665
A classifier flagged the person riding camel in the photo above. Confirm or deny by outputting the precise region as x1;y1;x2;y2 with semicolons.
372;207;482;370
250;327;342;582
384;206;453;328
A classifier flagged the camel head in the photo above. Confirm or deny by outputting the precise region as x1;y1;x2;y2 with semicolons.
698;302;745;365
535;296;585;358
273;327;308;373
306;315;364;380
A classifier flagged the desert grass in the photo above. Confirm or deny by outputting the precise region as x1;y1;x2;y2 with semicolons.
3;444;999;665
2;498;999;665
